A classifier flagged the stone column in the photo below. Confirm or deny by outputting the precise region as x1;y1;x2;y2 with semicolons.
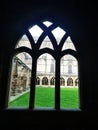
17;75;22;93
65;77;67;87
11;59;18;96
73;77;76;87
23;76;27;91
40;76;43;86
48;75;50;87
11;73;17;96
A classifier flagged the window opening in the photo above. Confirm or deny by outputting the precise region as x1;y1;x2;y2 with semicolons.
67;77;73;86
60;54;79;109
42;77;48;85
35;53;55;108
52;27;66;44
62;36;76;51
29;25;43;43
40;36;54;50
15;34;32;49
8;52;32;108
43;21;53;27
8;20;80;110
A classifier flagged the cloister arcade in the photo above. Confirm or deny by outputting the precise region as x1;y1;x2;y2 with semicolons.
36;76;78;87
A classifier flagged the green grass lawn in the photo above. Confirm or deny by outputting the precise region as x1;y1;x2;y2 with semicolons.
9;87;79;109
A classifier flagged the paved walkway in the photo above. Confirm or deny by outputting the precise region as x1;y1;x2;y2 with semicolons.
10;89;30;102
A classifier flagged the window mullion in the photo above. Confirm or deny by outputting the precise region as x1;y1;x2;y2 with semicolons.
55;58;60;110
29;57;37;109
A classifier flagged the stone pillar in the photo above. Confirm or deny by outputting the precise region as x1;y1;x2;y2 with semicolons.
11;73;17;96
23;76;27;91
73;77;76;87
40;76;42;86
28;77;31;88
26;71;30;89
65;77;67;87
11;59;18;96
48;75;50;87
17;75;22;93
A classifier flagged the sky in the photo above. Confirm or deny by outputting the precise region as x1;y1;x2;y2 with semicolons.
29;21;66;38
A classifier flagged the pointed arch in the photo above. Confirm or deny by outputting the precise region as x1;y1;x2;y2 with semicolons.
15;34;32;49
52;27;66;44
8;20;80;110
62;36;76;51
29;25;43;43
36;22;58;50
37;53;55;74
42;77;48;85
67;77;73;86
43;21;53;27
40;36;54;50
8;52;32;107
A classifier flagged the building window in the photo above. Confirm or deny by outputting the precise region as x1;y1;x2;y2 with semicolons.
8;20;80;110
68;64;72;74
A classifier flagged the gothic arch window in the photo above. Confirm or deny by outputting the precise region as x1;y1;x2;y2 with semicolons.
60;53;79;108
8;52;32;107
8;20;80;110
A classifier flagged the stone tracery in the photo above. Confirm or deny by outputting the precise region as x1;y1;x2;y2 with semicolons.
9;21;79;108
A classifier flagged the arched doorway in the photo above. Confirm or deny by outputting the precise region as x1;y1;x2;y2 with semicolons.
42;77;48;85
67;77;73;86
36;77;40;85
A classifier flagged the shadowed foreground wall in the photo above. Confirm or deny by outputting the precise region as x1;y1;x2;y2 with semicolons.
0;1;98;129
